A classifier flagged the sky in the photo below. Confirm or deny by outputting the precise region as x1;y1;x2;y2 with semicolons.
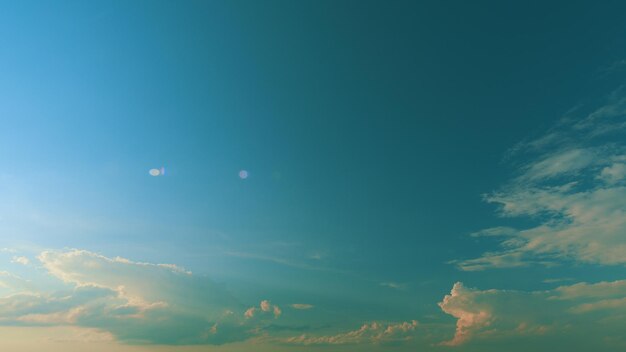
1;0;626;351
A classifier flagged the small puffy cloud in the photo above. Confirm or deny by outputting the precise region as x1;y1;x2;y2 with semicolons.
285;320;418;345
438;280;626;348
245;300;281;319
11;256;30;265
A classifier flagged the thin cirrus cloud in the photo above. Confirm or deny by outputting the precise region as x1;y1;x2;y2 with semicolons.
0;250;283;345
438;280;626;349
455;89;626;271
290;304;314;310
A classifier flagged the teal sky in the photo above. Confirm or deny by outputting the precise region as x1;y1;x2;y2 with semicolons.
1;1;626;351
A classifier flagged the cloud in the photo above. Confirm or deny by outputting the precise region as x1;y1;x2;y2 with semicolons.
224;251;345;273
379;282;404;289
457;90;626;270
438;283;494;346
0;271;32;292
0;250;283;345
11;256;30;265
284;320;418;345
542;278;573;284
244;300;282;319
438;280;626;348
289;304;313;310
469;226;518;238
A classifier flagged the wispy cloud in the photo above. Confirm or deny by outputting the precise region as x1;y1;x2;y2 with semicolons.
379;282;404;289
10;256;30;266
457;89;626;270
0;271;32;292
542;278;574;284
289;304;314;310
225;251;350;274
245;300;282;319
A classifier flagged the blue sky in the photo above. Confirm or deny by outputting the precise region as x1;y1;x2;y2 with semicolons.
1;1;626;350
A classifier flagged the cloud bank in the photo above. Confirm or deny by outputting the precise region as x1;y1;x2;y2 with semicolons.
0;250;281;345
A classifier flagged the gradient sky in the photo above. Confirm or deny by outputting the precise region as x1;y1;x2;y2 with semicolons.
1;1;626;351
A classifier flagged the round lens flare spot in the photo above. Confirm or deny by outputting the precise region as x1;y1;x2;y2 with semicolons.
239;170;249;179
149;168;161;177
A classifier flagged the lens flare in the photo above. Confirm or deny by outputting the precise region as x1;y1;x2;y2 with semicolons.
239;170;249;179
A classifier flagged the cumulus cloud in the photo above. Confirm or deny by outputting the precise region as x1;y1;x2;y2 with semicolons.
438;280;626;348
0;250;282;345
284;320;418;345
457;90;626;270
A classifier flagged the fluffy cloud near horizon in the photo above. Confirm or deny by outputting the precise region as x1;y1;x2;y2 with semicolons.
284;320;419;346
457;90;626;270
0;250;281;345
438;280;626;349
1;250;428;349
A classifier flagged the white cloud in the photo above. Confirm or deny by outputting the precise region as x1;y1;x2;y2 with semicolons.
0;271;32;292
11;256;30;266
520;148;598;181
0;250;282;345
457;91;626;270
